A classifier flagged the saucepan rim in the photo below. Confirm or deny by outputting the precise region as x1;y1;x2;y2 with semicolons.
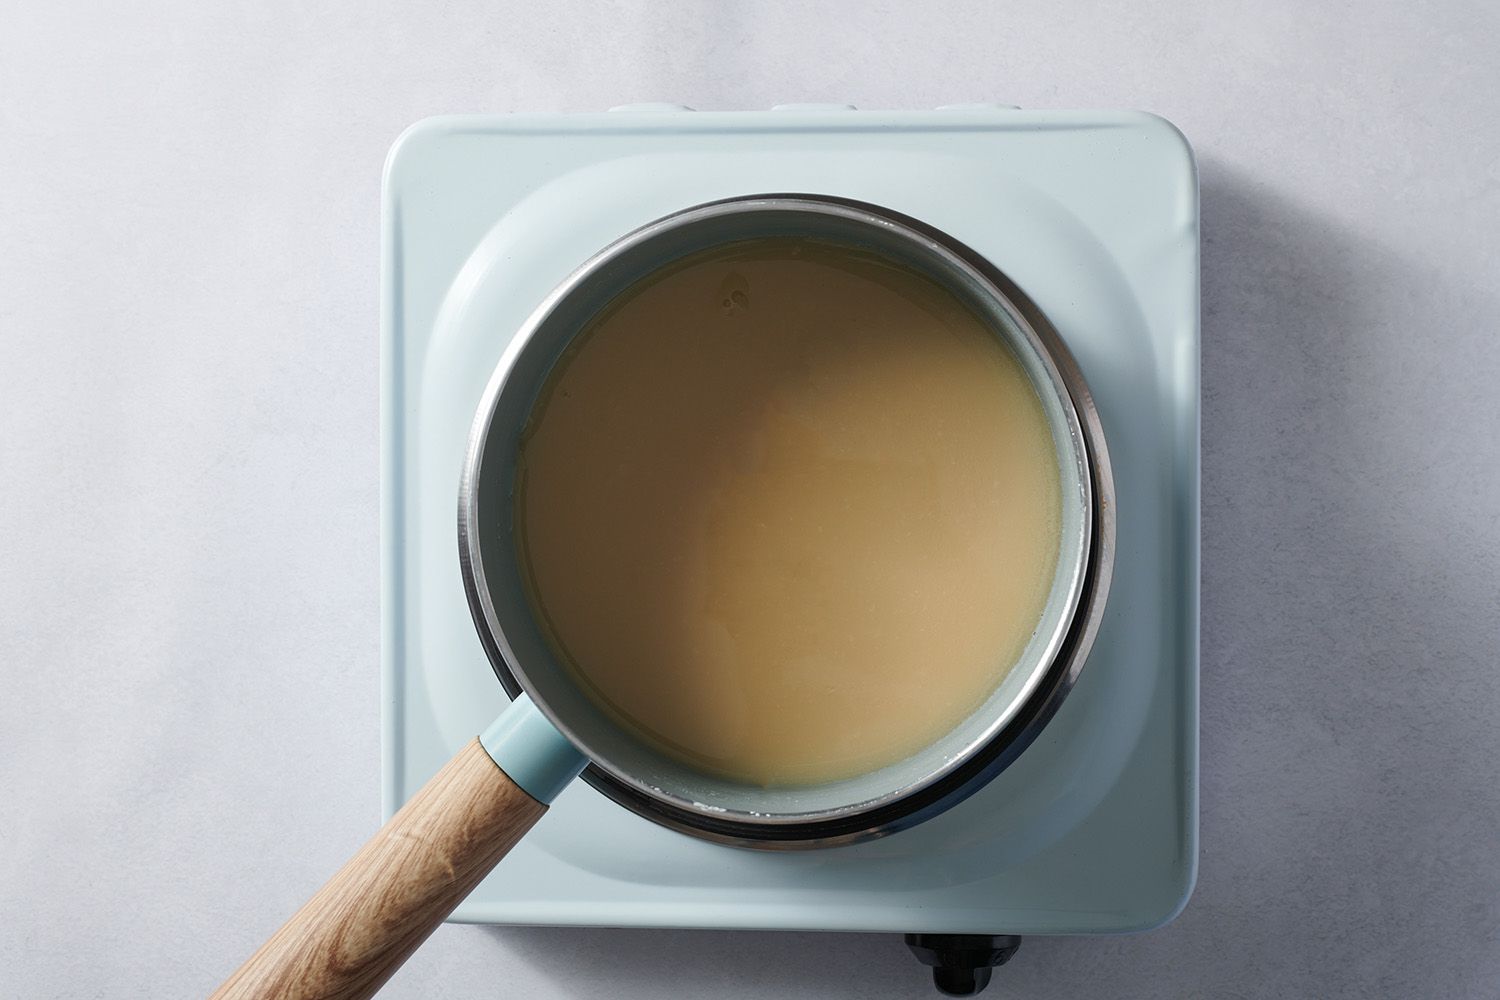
458;193;1115;848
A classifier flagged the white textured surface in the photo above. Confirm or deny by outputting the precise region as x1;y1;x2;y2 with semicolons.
1;2;1497;998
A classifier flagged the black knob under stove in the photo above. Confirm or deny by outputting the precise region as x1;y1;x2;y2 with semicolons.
905;934;1023;996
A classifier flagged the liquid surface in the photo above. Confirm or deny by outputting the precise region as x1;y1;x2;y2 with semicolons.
516;239;1061;786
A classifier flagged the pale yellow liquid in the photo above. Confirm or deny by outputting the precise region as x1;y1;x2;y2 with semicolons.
516;238;1061;786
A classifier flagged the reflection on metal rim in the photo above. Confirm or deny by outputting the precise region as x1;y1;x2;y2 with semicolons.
458;194;1116;849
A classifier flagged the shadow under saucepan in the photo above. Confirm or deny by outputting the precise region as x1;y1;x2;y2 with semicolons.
1024;158;1499;1000
448;157;1500;1000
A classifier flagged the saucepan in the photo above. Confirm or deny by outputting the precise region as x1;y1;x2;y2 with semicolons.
213;195;1114;999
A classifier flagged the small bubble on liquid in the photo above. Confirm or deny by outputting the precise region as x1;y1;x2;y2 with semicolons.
717;271;750;316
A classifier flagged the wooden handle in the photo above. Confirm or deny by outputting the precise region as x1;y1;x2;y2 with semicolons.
212;738;546;1000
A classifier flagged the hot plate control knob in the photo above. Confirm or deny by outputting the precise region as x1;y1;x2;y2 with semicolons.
905;933;1022;997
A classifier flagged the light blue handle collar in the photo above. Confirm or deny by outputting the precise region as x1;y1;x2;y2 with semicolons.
479;694;587;804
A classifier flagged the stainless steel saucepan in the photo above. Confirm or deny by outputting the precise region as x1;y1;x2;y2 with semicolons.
214;195;1114;999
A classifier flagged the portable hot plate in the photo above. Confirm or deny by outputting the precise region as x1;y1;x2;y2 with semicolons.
380;105;1199;994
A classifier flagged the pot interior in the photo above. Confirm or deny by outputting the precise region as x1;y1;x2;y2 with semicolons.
464;196;1091;826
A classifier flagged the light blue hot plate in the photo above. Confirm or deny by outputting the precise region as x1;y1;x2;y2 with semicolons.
381;106;1199;933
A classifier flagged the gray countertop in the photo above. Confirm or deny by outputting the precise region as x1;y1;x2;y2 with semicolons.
2;2;1497;997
